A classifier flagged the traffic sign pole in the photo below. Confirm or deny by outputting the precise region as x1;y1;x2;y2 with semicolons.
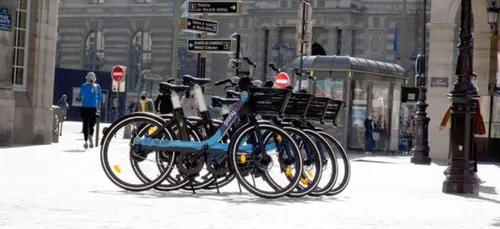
171;0;182;80
200;0;209;79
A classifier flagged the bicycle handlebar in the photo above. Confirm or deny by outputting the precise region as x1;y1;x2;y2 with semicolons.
214;78;231;86
243;56;256;67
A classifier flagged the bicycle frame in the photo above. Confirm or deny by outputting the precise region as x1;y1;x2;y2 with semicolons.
136;90;276;153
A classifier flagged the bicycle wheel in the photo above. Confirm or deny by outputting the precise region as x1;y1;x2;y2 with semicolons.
302;129;338;196
319;131;351;196
100;113;175;191
228;123;304;199
131;121;193;192
264;126;323;198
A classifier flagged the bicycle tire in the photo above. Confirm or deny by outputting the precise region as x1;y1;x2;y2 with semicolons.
264;126;323;198
100;113;174;191
302;129;339;196
318;131;351;196
228;123;304;199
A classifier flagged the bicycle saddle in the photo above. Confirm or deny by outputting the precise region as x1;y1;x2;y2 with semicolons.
159;82;190;92
182;75;211;86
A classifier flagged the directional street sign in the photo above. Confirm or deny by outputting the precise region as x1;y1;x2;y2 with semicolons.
188;1;242;15
187;39;237;53
180;17;218;35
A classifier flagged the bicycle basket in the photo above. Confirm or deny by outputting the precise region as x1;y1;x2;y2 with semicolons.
324;100;345;124
305;97;332;123
284;92;314;119
249;87;292;117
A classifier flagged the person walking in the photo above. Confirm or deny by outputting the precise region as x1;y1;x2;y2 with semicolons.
154;78;176;114
110;97;119;122
364;114;375;155
134;91;155;113
440;73;485;183
77;72;102;149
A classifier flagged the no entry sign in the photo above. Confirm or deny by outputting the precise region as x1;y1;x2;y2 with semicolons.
111;65;125;82
274;72;290;88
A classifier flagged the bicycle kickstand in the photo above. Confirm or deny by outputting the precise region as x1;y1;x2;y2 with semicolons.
214;176;220;194
188;175;196;194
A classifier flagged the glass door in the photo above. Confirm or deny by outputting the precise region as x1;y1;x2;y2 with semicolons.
348;80;369;149
370;81;391;150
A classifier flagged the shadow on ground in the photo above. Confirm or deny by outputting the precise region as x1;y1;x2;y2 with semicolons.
89;189;348;205
63;149;88;153
492;218;500;227
479;185;498;195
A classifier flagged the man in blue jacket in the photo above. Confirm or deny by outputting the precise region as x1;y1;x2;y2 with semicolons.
77;72;102;149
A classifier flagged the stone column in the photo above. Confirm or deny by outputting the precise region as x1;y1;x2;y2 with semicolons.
426;23;456;160
0;0;17;145
340;27;354;56
472;31;495;95
325;26;338;55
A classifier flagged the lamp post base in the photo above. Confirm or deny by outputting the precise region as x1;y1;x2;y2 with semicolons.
410;155;432;165
442;176;479;194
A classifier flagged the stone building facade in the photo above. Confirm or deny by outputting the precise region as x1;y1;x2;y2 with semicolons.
427;0;498;160
0;0;59;145
57;0;427;97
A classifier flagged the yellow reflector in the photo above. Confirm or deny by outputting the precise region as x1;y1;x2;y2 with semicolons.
306;170;313;177
148;126;157;135
285;166;292;176
276;135;282;141
113;165;122;174
300;177;311;185
240;153;247;164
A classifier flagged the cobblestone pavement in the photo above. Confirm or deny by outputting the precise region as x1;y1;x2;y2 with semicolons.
0;122;499;229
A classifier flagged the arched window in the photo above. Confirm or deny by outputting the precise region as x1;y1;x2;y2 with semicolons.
83;30;105;71
128;31;152;92
56;33;62;68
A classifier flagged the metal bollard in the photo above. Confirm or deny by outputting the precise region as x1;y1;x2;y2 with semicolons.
52;105;61;143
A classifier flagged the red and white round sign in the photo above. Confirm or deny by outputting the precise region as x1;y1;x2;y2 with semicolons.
111;65;126;82
274;72;290;88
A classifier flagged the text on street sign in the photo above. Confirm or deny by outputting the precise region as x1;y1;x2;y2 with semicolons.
180;17;218;35
187;39;237;53
188;1;242;15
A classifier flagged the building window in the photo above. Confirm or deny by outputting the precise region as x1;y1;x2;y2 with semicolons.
279;0;288;8
292;0;299;8
83;30;105;71
317;0;325;7
128;31;152;93
56;33;61;68
89;0;104;4
12;0;31;90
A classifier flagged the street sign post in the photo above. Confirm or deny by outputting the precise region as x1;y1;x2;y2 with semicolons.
187;39;237;53
180;17;218;35
274;72;290;88
188;1;242;15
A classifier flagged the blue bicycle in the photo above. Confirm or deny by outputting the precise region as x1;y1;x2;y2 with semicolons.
100;76;305;199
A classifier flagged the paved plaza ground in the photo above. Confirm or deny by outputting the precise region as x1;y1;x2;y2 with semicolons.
0;122;499;229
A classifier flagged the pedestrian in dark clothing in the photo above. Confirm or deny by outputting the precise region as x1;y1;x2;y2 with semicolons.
154;78;176;114
76;72;102;149
364;115;375;155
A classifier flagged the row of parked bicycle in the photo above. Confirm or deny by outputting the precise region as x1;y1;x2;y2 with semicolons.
99;62;351;199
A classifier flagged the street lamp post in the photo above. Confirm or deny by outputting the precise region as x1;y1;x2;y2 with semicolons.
487;1;500;35
442;0;479;194
410;54;431;164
